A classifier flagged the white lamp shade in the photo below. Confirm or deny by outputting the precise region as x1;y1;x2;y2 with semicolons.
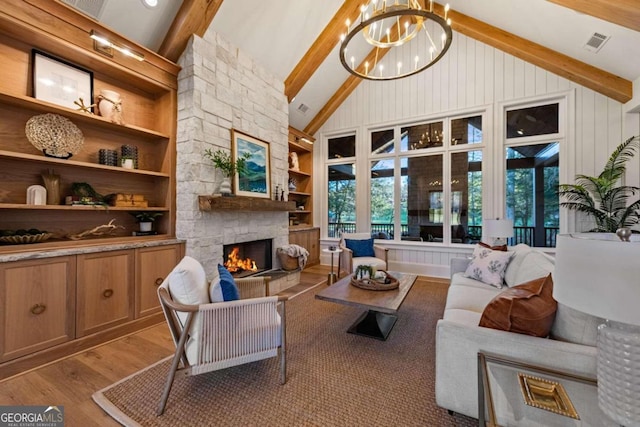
553;233;640;326
483;219;514;238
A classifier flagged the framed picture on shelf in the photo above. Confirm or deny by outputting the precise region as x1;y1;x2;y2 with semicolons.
31;49;94;112
231;129;271;199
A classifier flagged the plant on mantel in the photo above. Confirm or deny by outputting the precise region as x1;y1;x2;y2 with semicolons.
558;135;640;232
204;148;250;178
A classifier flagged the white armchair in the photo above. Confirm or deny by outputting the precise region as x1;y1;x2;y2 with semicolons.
338;232;389;277
156;257;286;415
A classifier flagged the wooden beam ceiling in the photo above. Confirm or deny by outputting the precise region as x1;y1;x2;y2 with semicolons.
305;2;632;136
158;0;224;62
284;0;362;103
439;3;632;103
547;0;640;32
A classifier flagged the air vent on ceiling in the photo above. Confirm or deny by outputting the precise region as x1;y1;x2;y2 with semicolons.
62;0;106;19
297;103;310;115
583;32;610;53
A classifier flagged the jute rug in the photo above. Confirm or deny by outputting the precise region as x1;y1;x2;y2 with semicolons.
93;279;477;426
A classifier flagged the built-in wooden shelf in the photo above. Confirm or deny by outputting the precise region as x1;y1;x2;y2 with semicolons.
198;195;296;212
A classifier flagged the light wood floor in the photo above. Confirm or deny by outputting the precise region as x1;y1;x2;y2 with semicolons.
0;265;331;427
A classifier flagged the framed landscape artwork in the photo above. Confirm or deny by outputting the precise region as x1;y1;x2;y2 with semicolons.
231;129;271;199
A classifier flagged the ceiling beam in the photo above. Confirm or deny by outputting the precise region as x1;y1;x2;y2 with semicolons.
305;2;632;135
439;3;632;103
547;0;640;32
158;0;224;62
284;0;362;103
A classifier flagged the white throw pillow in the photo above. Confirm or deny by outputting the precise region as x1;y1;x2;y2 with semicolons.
464;245;514;288
208;268;223;302
503;244;532;287
513;250;555;285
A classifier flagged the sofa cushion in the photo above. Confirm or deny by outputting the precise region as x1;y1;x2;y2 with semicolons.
345;238;375;257
503;244;532;286
513;250;555;286
352;256;386;271
479;274;557;337
442;308;483;325
445;283;500;313
550;303;604;346
464;245;513;288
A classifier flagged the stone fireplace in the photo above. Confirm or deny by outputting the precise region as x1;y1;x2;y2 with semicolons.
175;30;291;281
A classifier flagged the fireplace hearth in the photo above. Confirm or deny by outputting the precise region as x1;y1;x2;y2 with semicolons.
223;239;273;278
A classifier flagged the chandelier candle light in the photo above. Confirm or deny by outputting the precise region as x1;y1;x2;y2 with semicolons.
339;0;452;81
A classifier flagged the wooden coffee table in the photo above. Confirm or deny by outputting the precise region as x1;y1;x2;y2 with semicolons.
315;272;418;340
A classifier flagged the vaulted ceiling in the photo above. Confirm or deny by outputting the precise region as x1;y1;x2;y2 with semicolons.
65;0;640;136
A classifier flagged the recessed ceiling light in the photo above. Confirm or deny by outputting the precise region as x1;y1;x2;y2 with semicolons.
142;0;158;8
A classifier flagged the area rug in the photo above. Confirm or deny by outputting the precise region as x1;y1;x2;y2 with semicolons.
93;279;477;426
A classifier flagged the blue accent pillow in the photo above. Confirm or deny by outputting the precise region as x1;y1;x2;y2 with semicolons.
345;238;375;257
217;264;240;301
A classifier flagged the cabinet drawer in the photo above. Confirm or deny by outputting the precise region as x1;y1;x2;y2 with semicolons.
135;244;182;318
0;257;76;362
76;250;134;337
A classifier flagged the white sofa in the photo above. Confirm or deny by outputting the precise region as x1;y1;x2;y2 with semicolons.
435;244;602;423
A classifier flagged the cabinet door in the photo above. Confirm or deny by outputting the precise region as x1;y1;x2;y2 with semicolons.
135;244;182;318
307;228;320;265
0;257;76;362
76;250;134;337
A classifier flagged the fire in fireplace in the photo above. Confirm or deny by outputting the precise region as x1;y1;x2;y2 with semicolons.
223;239;273;278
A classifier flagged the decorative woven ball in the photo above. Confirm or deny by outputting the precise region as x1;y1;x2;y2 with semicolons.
25;113;84;159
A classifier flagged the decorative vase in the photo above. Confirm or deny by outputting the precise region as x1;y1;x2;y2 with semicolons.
139;222;152;232
98;89;123;124
41;170;61;205
220;177;232;195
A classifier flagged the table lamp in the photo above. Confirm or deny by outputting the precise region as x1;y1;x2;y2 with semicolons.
553;233;640;426
483;218;513;246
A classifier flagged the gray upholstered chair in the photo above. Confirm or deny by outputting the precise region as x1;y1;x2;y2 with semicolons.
156;256;287;415
338;232;389;277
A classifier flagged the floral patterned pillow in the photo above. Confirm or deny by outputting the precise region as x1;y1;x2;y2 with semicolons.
464;245;514;288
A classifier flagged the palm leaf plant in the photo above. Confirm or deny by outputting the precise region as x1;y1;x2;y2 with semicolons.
558;136;640;232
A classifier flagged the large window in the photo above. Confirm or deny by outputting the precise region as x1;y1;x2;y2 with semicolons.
504;102;561;247
364;115;483;244
505;143;559;247
327;134;356;237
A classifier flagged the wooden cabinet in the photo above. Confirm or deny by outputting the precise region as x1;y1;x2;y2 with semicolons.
289;227;320;267
76;250;134;337
288;127;314;229
0;257;76;362
0;2;178;254
135;244;183;318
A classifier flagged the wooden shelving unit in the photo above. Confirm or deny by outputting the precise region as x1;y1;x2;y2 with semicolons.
0;2;178;251
0;1;183;378
287;127;319;265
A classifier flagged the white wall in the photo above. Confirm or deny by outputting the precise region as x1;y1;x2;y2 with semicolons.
314;31;639;277
176;31;290;278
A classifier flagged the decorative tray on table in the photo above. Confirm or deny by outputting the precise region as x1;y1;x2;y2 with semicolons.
350;270;399;291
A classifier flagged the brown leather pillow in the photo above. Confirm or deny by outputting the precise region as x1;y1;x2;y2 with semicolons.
479;274;557;337
479;241;508;251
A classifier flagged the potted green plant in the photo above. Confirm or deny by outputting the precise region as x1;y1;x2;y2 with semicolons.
558;136;640;232
204;148;250;195
129;211;163;232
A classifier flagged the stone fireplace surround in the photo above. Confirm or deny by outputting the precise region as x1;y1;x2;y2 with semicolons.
175;29;291;281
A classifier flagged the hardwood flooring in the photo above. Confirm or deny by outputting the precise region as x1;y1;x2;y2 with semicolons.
0;264;331;427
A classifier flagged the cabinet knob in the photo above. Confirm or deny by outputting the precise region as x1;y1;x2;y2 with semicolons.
155;277;164;286
102;289;114;298
30;304;47;315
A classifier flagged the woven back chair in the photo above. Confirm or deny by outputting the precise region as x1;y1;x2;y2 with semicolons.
157;261;287;415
